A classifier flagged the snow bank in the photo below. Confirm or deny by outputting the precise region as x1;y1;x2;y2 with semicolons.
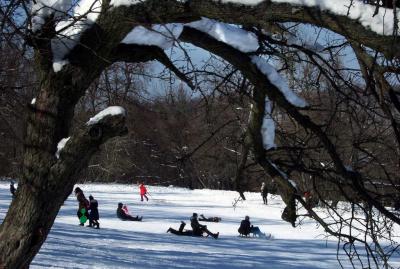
86;106;126;125
56;137;70;159
0;183;397;268
186;18;259;53
251;56;307;108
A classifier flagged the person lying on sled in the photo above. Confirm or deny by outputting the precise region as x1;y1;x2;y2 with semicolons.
116;203;142;221
166;221;194;236
199;214;222;222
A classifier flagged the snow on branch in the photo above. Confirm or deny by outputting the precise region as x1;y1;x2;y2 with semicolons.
186;18;259;53
215;0;399;36
109;0;141;7
86;106;126;126
121;17;260;52
31;0;73;32
51;0;103;72
261;97;276;150
55;137;70;159
251;56;307;108
268;159;298;190
121;24;183;50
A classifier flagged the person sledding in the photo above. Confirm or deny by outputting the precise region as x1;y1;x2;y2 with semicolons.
191;213;219;239
88;195;100;229
75;187;90;226
139;183;149;202
116;203;142;221
167;214;219;239
238;216;268;238
199;214;222;222
166;221;194;236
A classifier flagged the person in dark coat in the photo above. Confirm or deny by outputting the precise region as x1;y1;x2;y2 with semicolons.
190;213;219;239
167;221;194;236
10;181;16;198
238;216;266;237
88;195;100;229
75;187;90;226
116;203;142;221
261;182;268;204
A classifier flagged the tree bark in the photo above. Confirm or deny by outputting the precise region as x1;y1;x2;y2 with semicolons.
0;89;127;268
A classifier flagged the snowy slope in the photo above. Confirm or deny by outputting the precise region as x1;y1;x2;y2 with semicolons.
0;182;398;268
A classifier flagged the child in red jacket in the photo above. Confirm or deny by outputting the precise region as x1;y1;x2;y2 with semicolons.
139;183;148;202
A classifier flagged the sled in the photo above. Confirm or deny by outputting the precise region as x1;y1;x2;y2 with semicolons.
79;208;88;224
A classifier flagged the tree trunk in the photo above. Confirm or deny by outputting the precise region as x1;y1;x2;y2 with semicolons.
0;64;127;267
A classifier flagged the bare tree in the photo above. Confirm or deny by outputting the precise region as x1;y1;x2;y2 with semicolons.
0;0;399;268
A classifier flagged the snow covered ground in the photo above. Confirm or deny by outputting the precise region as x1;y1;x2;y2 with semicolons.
0;182;399;268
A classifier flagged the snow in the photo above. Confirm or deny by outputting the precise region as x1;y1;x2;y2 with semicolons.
52;60;70;73
251;56;307;108
51;0;103;72
121;24;183;50
186;18;259;53
86;106;126;125
261;97;276;150
31;0;72;32
56;137;70;159
214;0;399;36
0;182;399;268
109;0;140;7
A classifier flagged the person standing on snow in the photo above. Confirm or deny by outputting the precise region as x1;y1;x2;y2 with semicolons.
139;183;149;202
88;195;100;229
10;181;16;198
261;182;268;205
74;187;90;226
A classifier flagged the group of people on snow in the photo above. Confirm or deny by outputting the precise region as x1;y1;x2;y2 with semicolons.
74;183;149;227
73;183;268;239
167;213;269;239
74;187;100;229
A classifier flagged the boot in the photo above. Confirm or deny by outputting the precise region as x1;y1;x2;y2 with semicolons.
213;232;219;239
